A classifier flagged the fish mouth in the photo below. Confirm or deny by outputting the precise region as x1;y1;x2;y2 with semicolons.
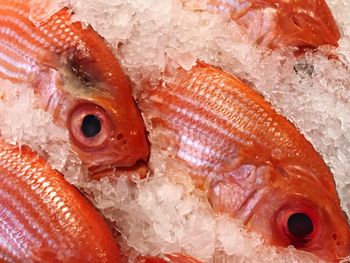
89;160;149;180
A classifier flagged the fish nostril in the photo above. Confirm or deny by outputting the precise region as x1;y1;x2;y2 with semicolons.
117;133;124;140
332;233;338;240
287;212;314;238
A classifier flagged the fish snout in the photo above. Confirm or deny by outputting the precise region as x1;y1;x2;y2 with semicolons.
332;220;350;262
86;126;149;178
116;128;150;166
316;231;350;262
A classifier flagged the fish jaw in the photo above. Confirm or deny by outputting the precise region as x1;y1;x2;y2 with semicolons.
207;0;340;49
0;138;121;262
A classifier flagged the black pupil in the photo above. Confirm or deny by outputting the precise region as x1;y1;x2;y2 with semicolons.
81;115;101;137
287;213;314;237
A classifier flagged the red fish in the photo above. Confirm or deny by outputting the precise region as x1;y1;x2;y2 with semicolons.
141;61;350;261
0;0;149;177
186;0;340;49
0;138;121;262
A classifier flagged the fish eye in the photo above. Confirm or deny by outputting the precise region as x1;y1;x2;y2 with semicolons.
286;212;314;245
274;204;319;248
81;114;102;137
69;103;111;150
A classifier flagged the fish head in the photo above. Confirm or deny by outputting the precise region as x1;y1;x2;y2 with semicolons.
68;94;149;175
59;27;149;175
209;0;340;49
270;0;340;49
244;164;350;261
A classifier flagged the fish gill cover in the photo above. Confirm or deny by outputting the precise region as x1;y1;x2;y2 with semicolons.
0;0;349;262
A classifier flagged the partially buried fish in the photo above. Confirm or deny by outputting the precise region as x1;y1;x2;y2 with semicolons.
0;136;203;262
0;138;121;262
141;61;350;261
184;0;340;50
0;0;149;177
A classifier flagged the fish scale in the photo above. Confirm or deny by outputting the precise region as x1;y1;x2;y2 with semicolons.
0;2;81;83
147;62;326;179
0;138;121;262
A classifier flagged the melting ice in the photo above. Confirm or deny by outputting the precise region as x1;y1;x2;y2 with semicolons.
1;0;350;262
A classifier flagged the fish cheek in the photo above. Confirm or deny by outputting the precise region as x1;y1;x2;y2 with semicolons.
207;165;258;217
208;180;255;216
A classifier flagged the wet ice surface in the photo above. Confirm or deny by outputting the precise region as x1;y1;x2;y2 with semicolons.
2;0;350;262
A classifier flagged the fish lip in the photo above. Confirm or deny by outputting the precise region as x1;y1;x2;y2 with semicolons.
89;160;149;180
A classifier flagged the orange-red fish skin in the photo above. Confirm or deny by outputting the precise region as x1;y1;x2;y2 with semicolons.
0;138;121;263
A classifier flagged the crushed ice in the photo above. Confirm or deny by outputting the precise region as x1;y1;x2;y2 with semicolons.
1;0;349;262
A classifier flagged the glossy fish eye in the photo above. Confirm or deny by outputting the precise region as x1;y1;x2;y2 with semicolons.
287;213;314;238
81;115;102;137
275;204;319;248
69;103;111;150
285;212;315;247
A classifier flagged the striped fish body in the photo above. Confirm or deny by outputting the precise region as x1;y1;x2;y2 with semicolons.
0;138;121;262
144;62;334;191
141;62;350;261
0;0;149;176
0;1;128;94
186;0;339;49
